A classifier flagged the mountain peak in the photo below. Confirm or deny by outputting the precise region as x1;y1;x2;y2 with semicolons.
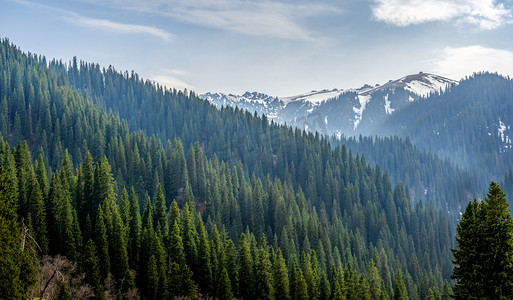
359;72;456;97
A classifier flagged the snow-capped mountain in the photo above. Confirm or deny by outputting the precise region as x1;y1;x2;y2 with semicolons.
200;72;457;137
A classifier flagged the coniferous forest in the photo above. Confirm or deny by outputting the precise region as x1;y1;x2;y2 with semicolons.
1;37;509;300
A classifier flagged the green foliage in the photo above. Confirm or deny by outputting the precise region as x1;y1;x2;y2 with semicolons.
393;270;408;300
452;181;513;299
218;268;233;300
82;239;105;299
0;167;33;298
0;39;461;299
273;249;290;300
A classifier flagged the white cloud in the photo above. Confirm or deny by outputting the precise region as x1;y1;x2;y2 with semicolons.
80;0;340;41
151;74;193;91
372;0;513;29
66;15;173;41
11;0;172;41
428;45;513;80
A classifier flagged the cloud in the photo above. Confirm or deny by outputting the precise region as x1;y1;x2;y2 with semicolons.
428;45;513;79
79;0;340;41
150;71;193;91
64;15;173;41
11;0;172;41
372;0;513;29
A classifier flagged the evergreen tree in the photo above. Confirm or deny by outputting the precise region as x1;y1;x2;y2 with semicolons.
153;184;168;237
170;220;187;266
128;186;141;268
451;199;479;298
147;255;159;300
238;233;254;299
0;167;33;298
110;208;132;288
195;216;213;296
82;239;105;299
356;274;371;300
452;182;513;299
294;268;309;300
95;204;110;280
27;171;48;253
255;235;274;300
393;270;408;300
218;268;234;300
480;182;513;298
273;248;290;300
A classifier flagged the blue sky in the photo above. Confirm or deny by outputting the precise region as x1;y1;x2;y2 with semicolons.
2;0;513;96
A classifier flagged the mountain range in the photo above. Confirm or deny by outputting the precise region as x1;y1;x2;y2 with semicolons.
200;72;457;137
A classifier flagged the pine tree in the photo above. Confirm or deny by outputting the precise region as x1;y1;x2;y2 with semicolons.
393;270;408;300
451;199;479;298
238;233;254;299
294;268;309;300
452;182;513;299
196;216;213;296
82;239;105;299
181;198;198;268
95;204;110;280
224;238;239;296
255;235;274;300
169;220;187;267
0;167;32;298
147;255;158;300
273;248;290;300
367;260;383;300
128;186;141;268
332;265;346;300
480;181;513;298
27;171;48;253
218;268;233;300
110;208;131;287
319;271;331;300
153;184;168;238
303;253;320;300
356;274;371;300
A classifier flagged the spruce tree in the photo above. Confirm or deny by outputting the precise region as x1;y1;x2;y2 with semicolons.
128;186;141;268
255;235;274;300
27;171;48;253
147;255;158;300
273;248;290;300
393;270;408;300
82;239;105;299
451;199;479;298
238;233;254;299
110;208;131;287
218;268;234;300
453;182;513;299
169;220;187;267
95;204;110;280
294;268;309;300
0;167;30;298
480;181;513;298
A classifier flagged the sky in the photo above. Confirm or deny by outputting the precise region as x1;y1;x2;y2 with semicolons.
1;0;513;96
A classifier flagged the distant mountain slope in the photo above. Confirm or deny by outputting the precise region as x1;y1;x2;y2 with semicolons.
200;72;456;136
382;72;513;181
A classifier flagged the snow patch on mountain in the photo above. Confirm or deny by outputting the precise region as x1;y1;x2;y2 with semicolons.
498;118;512;153
353;94;371;129
384;94;395;114
281;89;344;105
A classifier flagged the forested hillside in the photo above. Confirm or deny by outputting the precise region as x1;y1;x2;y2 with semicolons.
0;39;453;299
333;136;478;218
382;73;513;182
